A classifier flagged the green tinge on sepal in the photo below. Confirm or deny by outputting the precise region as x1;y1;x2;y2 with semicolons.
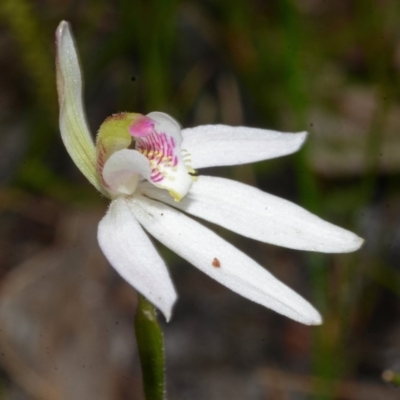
96;113;142;176
56;20;107;196
59;101;105;194
134;294;166;400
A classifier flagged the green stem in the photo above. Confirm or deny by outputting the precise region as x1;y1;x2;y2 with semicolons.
134;294;166;400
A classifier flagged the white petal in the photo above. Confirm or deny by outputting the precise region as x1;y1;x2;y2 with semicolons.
146;112;183;145
102;149;152;195
140;176;364;253
129;195;322;325
55;21;105;194
97;197;177;320
181;125;307;169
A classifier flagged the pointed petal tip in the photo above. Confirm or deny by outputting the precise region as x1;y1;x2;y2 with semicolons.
135;289;177;324
56;20;69;31
297;131;308;148
293;305;322;326
289;300;322;326
308;312;323;326
55;21;70;43
336;233;365;253
159;295;177;322
354;236;365;250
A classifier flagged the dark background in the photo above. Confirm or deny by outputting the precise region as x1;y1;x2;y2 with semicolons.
0;0;400;399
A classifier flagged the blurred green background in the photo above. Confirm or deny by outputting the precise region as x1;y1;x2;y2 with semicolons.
0;0;400;399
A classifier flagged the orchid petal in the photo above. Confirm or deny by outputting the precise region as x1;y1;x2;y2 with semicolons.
102;149;152;195
181;125;307;169
140;176;364;253
145;112;183;145
129;195;322;325
55;21;105;194
97;197;177;320
131;112;193;201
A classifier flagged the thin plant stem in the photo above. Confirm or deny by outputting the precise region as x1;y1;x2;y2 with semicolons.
134;294;166;400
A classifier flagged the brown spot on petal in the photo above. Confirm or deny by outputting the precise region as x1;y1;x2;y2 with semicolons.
212;258;220;268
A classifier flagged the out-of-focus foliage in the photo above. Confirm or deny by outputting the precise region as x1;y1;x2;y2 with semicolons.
0;0;400;399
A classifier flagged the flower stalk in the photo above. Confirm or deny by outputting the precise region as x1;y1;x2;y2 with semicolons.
134;294;166;400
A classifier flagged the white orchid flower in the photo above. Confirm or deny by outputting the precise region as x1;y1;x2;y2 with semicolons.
55;21;363;325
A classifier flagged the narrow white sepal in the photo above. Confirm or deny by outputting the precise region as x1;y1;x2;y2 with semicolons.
97;197;177;320
129;195;322;325
140;176;364;253
102;149;152;195
55;21;105;194
181;125;307;169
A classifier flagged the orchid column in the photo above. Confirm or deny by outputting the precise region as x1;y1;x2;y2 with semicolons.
55;20;363;400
